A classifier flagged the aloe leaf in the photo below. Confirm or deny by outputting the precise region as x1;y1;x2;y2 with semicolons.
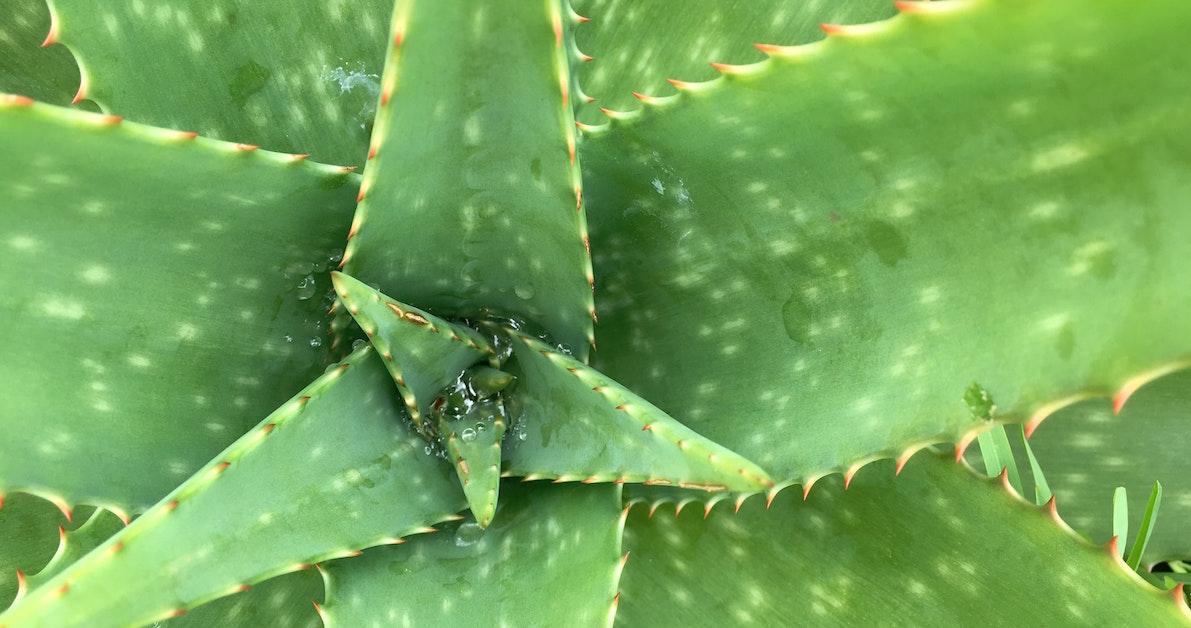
319;482;622;627
0;0;79;105
582;0;1191;487
1029;370;1191;563
167;571;323;628
1126;482;1163;571
0;495;70;607
0;347;465;627
341;0;595;360
570;0;893;123
438;398;506;528
46;0;392;166
331;271;492;433
618;454;1190;625
0;99;356;514
18;509;123;601
504;332;772;493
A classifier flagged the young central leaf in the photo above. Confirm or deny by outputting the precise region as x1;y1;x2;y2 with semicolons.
331;271;493;436
433;366;514;527
503;332;773;493
341;0;595;359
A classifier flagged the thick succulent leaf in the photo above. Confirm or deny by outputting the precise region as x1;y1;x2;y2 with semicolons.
20;509;123;598
320;482;623;627
1027;370;1191;564
570;0;893;124
0;0;79;104
504;332;772;492
0;495;68;607
46;0;393;166
0;99;355;513
331;271;491;431
341;0;595;359
618;454;1191;625
167;571;323;628
0;347;465;627
438;402;506;528
582;0;1191;485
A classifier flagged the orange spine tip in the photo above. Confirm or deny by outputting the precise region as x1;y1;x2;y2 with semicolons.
666;77;697;90
234;584;251;593
579;52;594;62
313;600;328;622
355;190;366;203
894;1;921;11
754;43;784;54
234;143;258;152
42;15;58;47
290;153;310;161
71;84;86;105
801;479;816;501
393;30;405;47
819;23;845;35
337;165;358;173
100;115;123;125
733;495;748;513
703;503;714;519
367;146;378;160
168;609;186;619
176;131;199;140
50;497;72;522
380;90;391;106
630;91;650;102
15;570;27;598
576;14;590;23
164;499;180;512
4;94;35;107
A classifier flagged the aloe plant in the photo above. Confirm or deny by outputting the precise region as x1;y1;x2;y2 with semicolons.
1;0;1190;624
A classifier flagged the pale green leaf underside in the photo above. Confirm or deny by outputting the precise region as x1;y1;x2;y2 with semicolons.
504;333;772;492
0;0;79;105
321;482;621;628
342;0;595;359
0;347;464;628
619;455;1188;625
570;0;893;123
331;271;491;429
584;0;1191;483
1026;370;1191;564
0;100;356;514
48;0;393;166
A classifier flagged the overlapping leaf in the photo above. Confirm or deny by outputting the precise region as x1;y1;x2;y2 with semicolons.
320;483;622;627
618;454;1190;625
582;0;1191;485
570;0;893;123
0;495;69;608
0;347;464;627
504;333;772;493
0;0;79;105
341;0;595;358
0;99;356;514
46;0;393;165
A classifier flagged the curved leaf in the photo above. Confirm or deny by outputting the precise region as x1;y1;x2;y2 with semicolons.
341;0;595;358
167;571;323;628
0;98;356;513
570;0;893;123
0;495;68;608
20;509;123;598
0;347;464;627
47;0;393;166
582;0;1191;485
320;483;623;628
618;454;1191;625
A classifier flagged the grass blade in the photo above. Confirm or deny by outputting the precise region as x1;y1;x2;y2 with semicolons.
1126;482;1163;570
1113;487;1129;554
1018;426;1052;506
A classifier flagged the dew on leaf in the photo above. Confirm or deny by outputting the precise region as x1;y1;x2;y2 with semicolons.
454;521;485;547
296;274;317;300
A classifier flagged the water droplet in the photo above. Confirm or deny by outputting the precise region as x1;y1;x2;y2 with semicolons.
309;337;323;348
454;521;485;547
352;338;368;351
283;334;294;343
475;422;486;433
424;445;434;456
514;284;535;300
460;427;477;442
328;252;343;265
296;274;317;300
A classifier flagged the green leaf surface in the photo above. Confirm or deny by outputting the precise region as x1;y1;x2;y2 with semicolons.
0;99;356;514
331;271;491;433
570;0;893;124
504;332;772;493
320;482;622;628
618;454;1191;625
0;0;79;105
1029;370;1191;563
0;495;68;608
1114;487;1130;555
0;347;465;628
47;0;393;166
582;0;1191;485
21;509;123;598
1019;425;1051;506
341;0;595;359
167;571;323;628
